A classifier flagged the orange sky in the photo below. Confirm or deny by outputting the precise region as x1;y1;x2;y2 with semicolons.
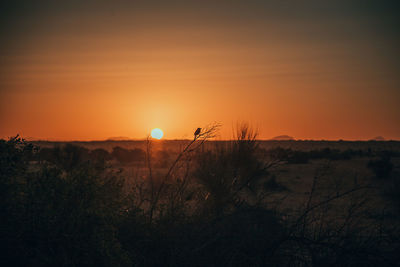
1;1;399;140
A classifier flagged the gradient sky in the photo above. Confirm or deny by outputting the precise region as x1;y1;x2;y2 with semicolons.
1;0;399;140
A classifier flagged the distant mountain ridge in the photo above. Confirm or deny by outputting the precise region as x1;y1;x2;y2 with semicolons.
370;136;385;141
271;135;295;141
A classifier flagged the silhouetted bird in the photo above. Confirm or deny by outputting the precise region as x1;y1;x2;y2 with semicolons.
194;128;201;136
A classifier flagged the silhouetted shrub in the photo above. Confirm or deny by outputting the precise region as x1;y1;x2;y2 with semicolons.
382;172;400;212
194;124;269;217
389;175;400;209
367;155;393;179
268;147;290;162
89;148;112;170
0;137;131;266
38;144;90;171
264;176;287;192
288;150;310;164
2;133;399;266
38;147;54;162
268;147;358;164
190;207;284;266
111;146;145;164
90;148;111;161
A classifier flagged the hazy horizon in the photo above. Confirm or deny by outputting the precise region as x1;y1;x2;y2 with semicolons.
13;135;398;142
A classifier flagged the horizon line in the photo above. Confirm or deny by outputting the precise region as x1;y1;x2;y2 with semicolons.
19;138;400;142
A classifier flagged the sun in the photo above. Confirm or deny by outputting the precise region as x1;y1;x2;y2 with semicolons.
151;128;164;140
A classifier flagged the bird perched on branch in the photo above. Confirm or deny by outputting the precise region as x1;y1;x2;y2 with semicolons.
194;128;201;136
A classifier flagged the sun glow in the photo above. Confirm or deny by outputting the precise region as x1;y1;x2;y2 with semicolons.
151;128;164;140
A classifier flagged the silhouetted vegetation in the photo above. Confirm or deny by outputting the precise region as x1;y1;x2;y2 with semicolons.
1;129;399;266
112;146;145;164
267;147;371;164
38;145;146;167
367;155;393;179
0;136;130;266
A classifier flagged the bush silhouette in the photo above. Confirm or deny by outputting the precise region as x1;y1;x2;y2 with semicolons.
0;137;131;266
38;144;90;170
368;155;393;179
111;146;145;164
194;124;269;216
1;132;399;266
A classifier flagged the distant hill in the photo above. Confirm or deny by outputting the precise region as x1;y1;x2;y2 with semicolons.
370;136;385;141
271;135;295;141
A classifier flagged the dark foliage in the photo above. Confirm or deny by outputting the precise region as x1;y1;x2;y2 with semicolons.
1;134;399;266
38;144;90;170
268;147;367;164
111;146;145;164
367;155;393;179
0;137;130;266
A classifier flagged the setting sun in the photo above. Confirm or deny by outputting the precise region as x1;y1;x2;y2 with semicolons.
151;128;164;140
